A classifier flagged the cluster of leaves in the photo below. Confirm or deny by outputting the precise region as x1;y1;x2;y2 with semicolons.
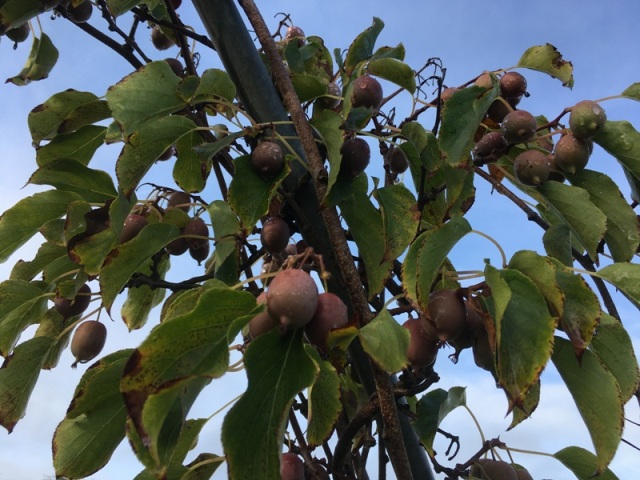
0;1;640;479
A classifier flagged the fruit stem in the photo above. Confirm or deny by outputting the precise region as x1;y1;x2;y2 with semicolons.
231;270;279;290
382;292;408;311
471;229;508;268
206;393;243;420
464;405;486;444
594;94;626;103
499;445;555;458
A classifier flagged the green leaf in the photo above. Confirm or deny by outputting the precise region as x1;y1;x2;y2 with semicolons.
359;309;409;372
121;287;255;448
28;159;117;203
402;217;471;311
484;264;511;330
174;131;207;194
207;201;241;284
594;121;640;198
344;17;384;74
508;380;540;430
106;61;187;135
496;269;556;406
36;125;107;167
116;115;197;195
567;169;639;262
596;262;640;309
53;350;132;478
291;74;328;102
339;180;393;297
305;347;342;446
543;224;573;266
621;82;640;102
508;250;564;317
106;0;141;16
517;44;574;88
373;184;419;262
0;336;53;432
553;262;600;358
68;226;118;277
28;90;101;145
190;68;237;104
6;33;58;86
0;190;82;263
33;308;70;370
181;453;223;480
311;110;344;202
371;44;406;61
412;387;466;455
100;223;180;311
552;337;623;473
9;241;67;282
0;279;47;357
554;446;620;480
590;313;640;403
368;58;416;94
438;83;498;165
536;181;606;262
228;155;290;230
0;0;55;31
121;255;170;331
222;329;317;479
170;418;209;465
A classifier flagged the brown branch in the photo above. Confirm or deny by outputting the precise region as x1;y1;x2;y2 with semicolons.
95;0;152;63
131;6;216;50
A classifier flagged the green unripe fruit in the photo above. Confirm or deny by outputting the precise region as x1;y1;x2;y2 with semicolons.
501;110;537;144
70;320;106;368
513;150;550;186
569;100;606;139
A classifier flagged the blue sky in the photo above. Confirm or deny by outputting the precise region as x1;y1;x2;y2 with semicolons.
1;1;639;479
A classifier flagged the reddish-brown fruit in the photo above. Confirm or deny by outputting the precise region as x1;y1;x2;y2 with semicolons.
470;459;518;480
318;82;341;109
340;137;370;179
487;98;512;123
166;236;189;256
70;320;107;368
164;58;184;77
351;75;383;110
474;72;493;89
553;133;592;174
285;26;305;46
260;217;291;254
53;283;92;319
499;72;527;101
67;0;93;23
280;452;305;480
515;468;534;480
305;292;349;352
6;23;30;43
267;269;319;331
248;292;278;339
119;213;148;243
184;217;209;250
387;145;409;174
514;150;550;186
472;131;509;165
169;0;182;8
501;110;537;144
189;241;210;264
403;318;439;369
251;141;284;179
569;100;606;139
167;191;191;212
151;26;175;50
427;290;467;342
